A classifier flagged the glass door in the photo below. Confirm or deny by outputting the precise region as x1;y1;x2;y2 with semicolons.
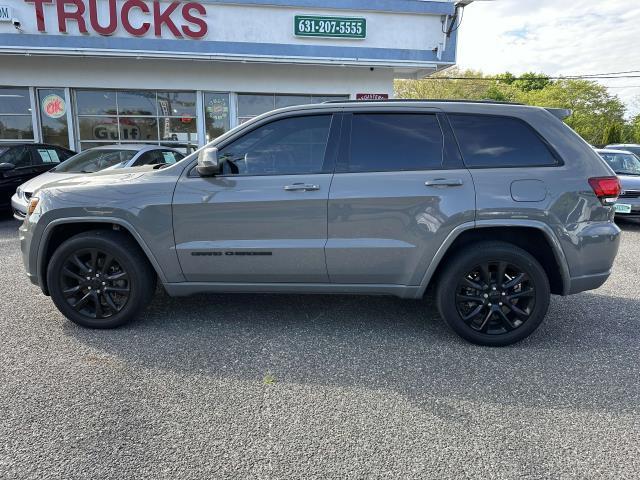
38;88;70;148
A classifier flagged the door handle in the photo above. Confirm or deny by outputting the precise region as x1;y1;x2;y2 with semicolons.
425;178;464;187
283;183;320;192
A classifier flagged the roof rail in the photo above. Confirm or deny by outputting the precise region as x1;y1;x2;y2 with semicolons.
322;98;525;105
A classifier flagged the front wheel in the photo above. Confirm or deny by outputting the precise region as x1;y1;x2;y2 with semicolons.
436;242;550;347
47;230;156;328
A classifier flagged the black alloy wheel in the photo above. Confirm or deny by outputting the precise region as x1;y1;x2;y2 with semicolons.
47;230;156;328
436;242;550;347
455;261;535;335
59;248;130;319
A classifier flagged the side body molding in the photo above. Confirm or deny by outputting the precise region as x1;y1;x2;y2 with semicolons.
416;219;571;298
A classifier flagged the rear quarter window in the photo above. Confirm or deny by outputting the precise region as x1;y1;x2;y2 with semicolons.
449;114;558;168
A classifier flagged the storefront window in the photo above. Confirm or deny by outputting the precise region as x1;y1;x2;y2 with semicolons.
158;92;197;117
38;88;69;148
237;93;348;123
118;91;157;116
204;92;230;142
76;90;116;115
75;89;198;152
0;87;34;141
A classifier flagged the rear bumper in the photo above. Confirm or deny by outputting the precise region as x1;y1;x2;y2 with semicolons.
567;271;611;295
558;221;621;295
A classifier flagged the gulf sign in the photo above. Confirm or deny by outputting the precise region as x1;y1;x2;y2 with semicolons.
25;0;207;39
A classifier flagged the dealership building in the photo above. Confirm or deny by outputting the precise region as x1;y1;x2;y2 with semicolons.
0;0;465;153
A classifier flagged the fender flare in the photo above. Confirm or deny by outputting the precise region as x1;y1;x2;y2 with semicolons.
36;217;169;293
415;219;571;298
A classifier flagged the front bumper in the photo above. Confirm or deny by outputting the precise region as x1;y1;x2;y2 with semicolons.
11;193;27;221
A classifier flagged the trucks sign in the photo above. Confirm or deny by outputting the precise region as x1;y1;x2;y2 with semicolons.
24;0;207;38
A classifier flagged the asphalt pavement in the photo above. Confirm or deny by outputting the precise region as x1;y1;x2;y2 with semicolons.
1;214;639;479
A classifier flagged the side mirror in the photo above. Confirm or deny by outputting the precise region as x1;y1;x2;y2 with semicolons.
0;162;15;172
196;147;221;177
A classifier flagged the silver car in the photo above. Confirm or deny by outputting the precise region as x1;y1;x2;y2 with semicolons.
596;148;640;217
11;144;184;219
19;101;622;346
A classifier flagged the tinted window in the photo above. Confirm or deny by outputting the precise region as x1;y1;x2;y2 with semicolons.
218;115;332;176
1;146;32;168
348;114;443;172
450;115;557;168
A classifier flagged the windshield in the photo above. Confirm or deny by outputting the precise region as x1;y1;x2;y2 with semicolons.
53;149;137;173
600;152;640;176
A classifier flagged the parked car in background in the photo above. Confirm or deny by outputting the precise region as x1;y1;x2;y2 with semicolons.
596;148;640;218
20;101;621;346
605;144;640;157
12;144;184;219
0;143;75;211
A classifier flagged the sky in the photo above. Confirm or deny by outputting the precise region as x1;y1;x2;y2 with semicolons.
457;0;640;117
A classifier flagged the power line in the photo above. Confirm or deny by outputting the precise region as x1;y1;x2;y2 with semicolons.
574;70;640;77
423;75;640;81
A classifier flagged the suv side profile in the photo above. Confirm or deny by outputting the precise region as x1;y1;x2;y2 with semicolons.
19;101;621;346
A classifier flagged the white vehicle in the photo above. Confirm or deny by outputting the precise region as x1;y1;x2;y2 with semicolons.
12;144;184;219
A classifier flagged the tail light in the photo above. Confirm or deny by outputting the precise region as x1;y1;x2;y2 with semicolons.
588;177;620;205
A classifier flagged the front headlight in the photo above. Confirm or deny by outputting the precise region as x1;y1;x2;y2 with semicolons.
16;186;22;199
27;197;39;216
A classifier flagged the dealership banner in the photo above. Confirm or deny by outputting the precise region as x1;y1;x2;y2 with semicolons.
0;0;458;67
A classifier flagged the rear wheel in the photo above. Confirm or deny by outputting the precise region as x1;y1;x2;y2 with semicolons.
436;242;550;346
47;230;156;328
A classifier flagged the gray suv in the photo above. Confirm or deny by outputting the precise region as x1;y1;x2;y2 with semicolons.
19;101;622;346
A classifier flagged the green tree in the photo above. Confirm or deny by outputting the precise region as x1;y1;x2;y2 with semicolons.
602;123;623;145
631;114;640;143
395;71;629;145
395;68;517;102
518;79;626;144
512;72;551;92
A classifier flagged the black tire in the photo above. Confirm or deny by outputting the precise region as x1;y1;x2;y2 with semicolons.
47;230;157;328
436;241;550;347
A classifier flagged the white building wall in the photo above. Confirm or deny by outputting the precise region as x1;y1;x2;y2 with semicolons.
0;56;395;98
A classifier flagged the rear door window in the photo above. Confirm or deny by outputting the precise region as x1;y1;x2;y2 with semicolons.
449;114;558;168
346;113;443;172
